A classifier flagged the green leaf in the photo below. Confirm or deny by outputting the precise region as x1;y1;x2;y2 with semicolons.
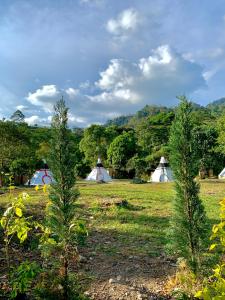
209;244;217;251
15;207;22;217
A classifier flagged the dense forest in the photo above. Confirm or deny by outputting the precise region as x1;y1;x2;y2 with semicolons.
1;97;225;185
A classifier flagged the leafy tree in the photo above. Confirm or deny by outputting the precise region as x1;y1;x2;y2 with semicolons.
136;112;174;156
0;121;34;185
10;110;25;123
194;125;224;176
216;114;225;155
36;141;51;161
106;115;132;126
126;155;147;177
80;124;118;166
107;130;137;172
168;96;208;273
45;98;82;299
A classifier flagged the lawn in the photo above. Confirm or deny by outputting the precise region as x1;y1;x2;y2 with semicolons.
0;180;224;299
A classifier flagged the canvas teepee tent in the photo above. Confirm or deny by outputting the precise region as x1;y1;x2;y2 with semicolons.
219;168;225;179
150;156;173;182
26;160;54;186
86;158;112;182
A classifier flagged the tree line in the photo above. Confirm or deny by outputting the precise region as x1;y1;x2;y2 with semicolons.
1;99;225;185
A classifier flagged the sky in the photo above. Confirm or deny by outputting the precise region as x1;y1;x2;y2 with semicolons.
1;0;225;127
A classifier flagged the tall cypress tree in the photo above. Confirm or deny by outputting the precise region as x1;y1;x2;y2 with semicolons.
168;96;208;272
47;98;79;299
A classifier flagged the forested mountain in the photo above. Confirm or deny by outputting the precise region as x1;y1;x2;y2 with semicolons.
106;100;223;128
207;97;225;116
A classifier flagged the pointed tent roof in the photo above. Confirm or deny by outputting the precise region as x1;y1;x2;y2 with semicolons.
219;168;225;179
150;156;173;182
86;158;112;182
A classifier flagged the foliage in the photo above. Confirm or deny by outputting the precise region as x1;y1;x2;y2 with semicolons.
206;97;225;117
45;98;86;299
136;112;174;156
168;96;209;273
106;115;132;126
216;114;225;156
194;125;223;176
195;198;225;299
10;261;40;299
107;130;137;171
126;155;147;177
0;121;35;184
0;191;32;274
0;186;41;299
165;258;200;299
10;110;25;123
80;124;119;166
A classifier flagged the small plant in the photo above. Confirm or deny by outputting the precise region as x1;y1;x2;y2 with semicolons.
10;261;40;299
42;98;87;299
195;198;225;299
131;177;146;184
0;191;32;278
165;258;201;299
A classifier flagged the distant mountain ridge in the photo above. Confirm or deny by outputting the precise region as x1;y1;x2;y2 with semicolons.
106;98;225;126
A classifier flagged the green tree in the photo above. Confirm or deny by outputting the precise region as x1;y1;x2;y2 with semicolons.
0;121;34;185
216;115;225;155
80;124;118;166
107;130;137;172
10;110;25;123
168;96;208;273
136;111;174;155
194;125;224;177
46;98;81;299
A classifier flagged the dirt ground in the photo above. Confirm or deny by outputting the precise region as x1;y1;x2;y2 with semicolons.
78;229;175;300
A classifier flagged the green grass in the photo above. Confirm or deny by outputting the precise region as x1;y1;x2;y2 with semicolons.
0;180;224;259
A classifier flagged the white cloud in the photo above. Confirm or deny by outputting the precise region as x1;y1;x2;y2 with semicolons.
16;105;28;111
24;115;40;125
94;45;206;107
79;0;104;6
106;8;141;37
26;45;206;126
27;85;60;112
68;113;86;124
65;88;79;98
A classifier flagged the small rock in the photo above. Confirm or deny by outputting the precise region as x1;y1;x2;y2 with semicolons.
137;292;142;300
116;275;122;281
84;291;90;296
78;255;87;263
109;278;116;284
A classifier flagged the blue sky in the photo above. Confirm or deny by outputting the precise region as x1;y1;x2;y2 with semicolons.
1;0;225;126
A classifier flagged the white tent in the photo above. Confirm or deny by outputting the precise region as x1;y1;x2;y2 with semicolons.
26;169;54;186
219;168;225;179
150;157;173;182
86;158;112;182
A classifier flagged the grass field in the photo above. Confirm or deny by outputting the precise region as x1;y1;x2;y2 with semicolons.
0;180;224;299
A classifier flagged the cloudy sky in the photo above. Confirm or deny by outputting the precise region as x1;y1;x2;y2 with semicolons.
1;0;225;126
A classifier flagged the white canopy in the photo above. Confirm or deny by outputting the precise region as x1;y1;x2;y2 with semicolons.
219;168;225;179
86;158;112;182
26;169;54;186
150;156;173;182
